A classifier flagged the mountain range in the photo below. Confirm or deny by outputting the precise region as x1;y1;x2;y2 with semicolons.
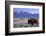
13;11;39;19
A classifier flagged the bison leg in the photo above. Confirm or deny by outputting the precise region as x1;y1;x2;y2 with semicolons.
31;22;33;25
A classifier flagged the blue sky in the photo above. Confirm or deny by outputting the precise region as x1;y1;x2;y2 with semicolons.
13;8;39;14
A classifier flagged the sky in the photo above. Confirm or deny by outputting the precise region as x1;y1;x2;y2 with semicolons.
13;8;39;14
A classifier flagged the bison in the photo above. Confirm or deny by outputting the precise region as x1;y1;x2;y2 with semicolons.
28;19;39;25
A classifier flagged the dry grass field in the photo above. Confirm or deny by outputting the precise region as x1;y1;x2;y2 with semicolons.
13;18;39;28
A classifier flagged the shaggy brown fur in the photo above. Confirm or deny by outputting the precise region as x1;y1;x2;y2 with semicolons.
28;19;39;25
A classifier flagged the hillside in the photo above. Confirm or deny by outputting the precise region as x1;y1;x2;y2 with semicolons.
13;11;39;19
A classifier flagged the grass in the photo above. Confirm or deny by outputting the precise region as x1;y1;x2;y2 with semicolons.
13;24;33;28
